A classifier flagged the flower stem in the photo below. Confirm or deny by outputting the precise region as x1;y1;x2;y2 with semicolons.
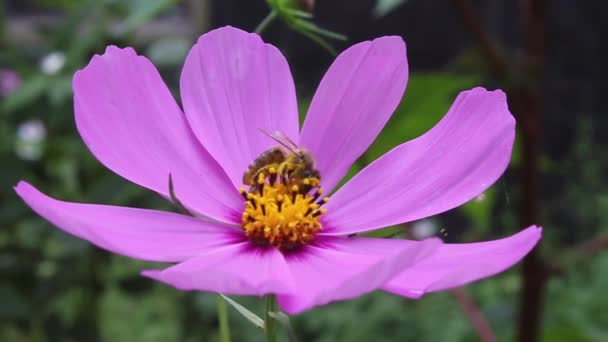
255;10;277;34
295;28;338;56
217;294;231;342
264;295;278;342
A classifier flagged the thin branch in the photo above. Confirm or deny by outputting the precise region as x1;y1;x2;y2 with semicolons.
450;288;497;342
516;0;545;341
544;234;608;278
254;10;278;35
449;0;508;79
579;235;608;257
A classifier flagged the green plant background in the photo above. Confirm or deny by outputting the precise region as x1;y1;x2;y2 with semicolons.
1;1;606;341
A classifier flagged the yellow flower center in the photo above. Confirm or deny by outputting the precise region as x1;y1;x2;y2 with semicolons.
240;150;328;252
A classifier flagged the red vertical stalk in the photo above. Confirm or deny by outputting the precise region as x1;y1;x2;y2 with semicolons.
450;0;546;340
516;0;545;341
451;288;497;342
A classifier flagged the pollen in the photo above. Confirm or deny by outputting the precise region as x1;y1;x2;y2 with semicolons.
240;160;326;252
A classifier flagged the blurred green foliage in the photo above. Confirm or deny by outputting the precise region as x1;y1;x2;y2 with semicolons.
1;1;607;341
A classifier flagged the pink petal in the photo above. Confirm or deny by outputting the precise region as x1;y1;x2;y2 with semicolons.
322;88;515;235
277;236;440;314
299;36;408;192
14;181;241;262
142;242;295;296
384;226;542;297
180;26;299;186
74;46;242;224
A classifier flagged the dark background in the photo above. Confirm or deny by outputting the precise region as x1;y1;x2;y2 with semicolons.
1;0;606;341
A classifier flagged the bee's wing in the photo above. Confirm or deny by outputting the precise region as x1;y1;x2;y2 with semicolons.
259;129;299;152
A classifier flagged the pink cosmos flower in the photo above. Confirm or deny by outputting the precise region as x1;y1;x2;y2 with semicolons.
15;26;541;314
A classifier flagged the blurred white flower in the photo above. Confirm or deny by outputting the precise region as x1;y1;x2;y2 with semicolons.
411;219;438;239
475;192;487;202
0;69;21;96
15;119;46;161
374;0;408;17
40;52;66;75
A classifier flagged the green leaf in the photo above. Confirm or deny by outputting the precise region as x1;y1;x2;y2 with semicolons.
292;19;347;41
100;285;180;341
0;286;31;319
48;75;73;107
364;72;480;162
220;294;265;329
32;0;83;9
114;0;177;37
263;0;347;54
283;8;313;19
334;72;480;190
1;75;50;115
146;38;191;67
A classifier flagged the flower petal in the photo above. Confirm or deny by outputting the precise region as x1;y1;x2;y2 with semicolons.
74;46;242;224
276;236;440;314
14;181;240;262
299;36;408;192
322;88;515;235
180;26;299;186
142;242;295;296
383;226;542;297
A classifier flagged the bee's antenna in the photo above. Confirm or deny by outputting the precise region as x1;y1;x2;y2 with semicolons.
259;128;300;154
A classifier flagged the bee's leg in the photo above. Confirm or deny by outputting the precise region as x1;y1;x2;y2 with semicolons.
168;174;194;216
268;166;278;185
277;163;290;184
256;171;266;195
276;162;286;176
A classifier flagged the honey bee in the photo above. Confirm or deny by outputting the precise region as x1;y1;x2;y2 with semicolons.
242;146;287;185
242;130;320;186
281;147;320;181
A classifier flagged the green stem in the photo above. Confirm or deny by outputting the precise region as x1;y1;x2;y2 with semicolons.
264;295;278;342
293;19;348;41
255;10;278;34
295;28;338;56
217;294;231;342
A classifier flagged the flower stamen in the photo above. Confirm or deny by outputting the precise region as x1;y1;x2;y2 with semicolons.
241;149;326;252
